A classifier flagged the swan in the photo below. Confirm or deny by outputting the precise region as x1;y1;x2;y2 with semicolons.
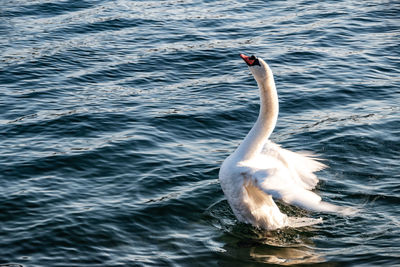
219;54;344;230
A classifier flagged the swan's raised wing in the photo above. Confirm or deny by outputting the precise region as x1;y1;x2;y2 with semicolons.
247;168;340;213
262;141;327;190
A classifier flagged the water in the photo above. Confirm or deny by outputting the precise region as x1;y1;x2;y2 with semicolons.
1;0;399;266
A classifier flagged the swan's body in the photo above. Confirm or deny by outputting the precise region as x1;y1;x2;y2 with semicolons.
219;54;342;230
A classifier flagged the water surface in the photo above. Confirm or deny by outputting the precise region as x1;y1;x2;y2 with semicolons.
1;0;400;266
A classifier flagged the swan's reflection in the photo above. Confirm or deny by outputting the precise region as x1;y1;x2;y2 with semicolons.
207;200;325;265
248;244;323;265
220;231;324;265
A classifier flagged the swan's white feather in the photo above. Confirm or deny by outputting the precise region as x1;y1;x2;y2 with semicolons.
220;142;336;230
247;142;333;209
261;140;327;190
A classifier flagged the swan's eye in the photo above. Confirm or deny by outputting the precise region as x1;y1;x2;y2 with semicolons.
249;56;260;66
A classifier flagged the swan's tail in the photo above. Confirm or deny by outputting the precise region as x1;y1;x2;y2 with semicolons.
287;217;323;228
286;202;358;229
311;201;359;216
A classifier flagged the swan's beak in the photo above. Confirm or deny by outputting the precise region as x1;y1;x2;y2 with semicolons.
240;54;260;66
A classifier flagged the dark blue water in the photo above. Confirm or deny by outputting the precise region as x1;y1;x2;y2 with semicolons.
1;1;399;266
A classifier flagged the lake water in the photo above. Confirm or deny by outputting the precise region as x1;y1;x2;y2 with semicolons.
1;0;399;266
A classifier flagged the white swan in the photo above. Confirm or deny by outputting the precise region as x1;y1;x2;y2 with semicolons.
219;54;343;230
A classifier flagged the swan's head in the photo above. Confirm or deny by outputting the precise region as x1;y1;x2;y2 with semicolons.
240;54;272;84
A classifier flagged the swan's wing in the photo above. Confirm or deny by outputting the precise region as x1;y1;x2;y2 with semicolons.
248;168;340;213
262;141;327;190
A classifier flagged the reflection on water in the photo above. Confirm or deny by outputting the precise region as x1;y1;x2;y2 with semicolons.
248;239;324;265
219;226;325;265
207;200;325;265
249;245;323;265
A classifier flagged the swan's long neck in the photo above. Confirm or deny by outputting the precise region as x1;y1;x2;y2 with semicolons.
235;70;278;161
